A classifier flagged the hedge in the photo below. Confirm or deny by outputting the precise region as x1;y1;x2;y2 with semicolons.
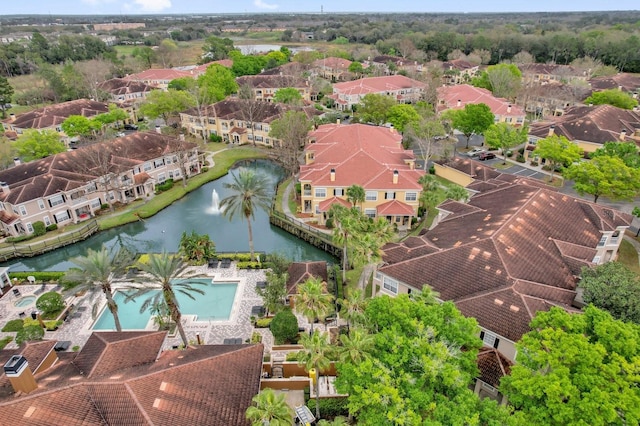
236;261;263;269
306;397;349;418
36;292;65;314
0;336;12;350
9;271;66;282
2;319;24;332
15;325;44;346
270;309;299;345
255;318;273;328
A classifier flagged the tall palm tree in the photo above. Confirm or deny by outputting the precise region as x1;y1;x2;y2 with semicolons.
339;327;375;364
245;388;293;426
298;330;333;421
64;245;136;332
339;288;367;331
331;204;361;285
346;184;365;209
127;251;204;347
294;277;334;333
351;218;394;294
220;168;272;261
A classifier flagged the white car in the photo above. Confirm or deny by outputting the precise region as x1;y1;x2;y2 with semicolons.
466;147;486;158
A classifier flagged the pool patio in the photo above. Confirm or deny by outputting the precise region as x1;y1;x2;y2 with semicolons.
0;263;279;353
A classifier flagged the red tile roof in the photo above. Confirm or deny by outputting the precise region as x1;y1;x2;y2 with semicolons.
312;57;352;69
589;73;640;93
286;261;328;295
476;347;512;388
332;75;426;96
98;78;156;97
318;196;351;212
124;68;194;84
379;158;631;342
376;199;415;216
3;99;110;130
0;333;264;426
437;84;524;118
300;124;424;192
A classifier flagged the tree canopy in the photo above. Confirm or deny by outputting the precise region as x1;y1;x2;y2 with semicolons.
201;35;235;61
564;155;640;203
533;135;582;181
0;76;14;119
357;93;397;125
273;87;303;105
269;110;313;177
447;103;495;148
580;262;640;324
14;129;66;161
197;64;238;103
139;89;195;123
484;123;528;164
501;306;640;425
584;89;639;110
472;63;522;99
386;104;421;133
591;141;640;168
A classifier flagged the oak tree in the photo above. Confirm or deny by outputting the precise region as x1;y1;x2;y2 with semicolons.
533;135;582;182
564;155;640;203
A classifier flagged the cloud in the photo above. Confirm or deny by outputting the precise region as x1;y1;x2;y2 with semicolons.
133;0;172;12
254;0;279;10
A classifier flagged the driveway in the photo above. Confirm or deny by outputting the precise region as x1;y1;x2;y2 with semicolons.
499;163;549;181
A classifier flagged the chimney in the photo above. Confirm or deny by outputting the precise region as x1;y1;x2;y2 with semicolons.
3;355;38;394
548;125;555;137
336;119;340;125
507;104;512;113
179;133;185;141
618;85;623;91
392;169;398;184
9;113;15;122
620;129;626;141
0;182;9;194
13;157;21;166
633;92;638;99
457;99;461;107
155;126;162;134
330;168;335;182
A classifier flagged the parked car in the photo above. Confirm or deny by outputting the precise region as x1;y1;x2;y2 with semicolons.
466;147;486;158
478;151;496;161
124;124;138;130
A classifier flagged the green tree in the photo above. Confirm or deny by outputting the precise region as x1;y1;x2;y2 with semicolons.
580;262;640;324
298;330;334;421
15;325;44;346
358;93;397;125
219;169;272;262
128;252;205;347
534;134;582;182
64;245;136;332
179;231;216;264
634;206;640;237
584;89;639;110
273;87;303;105
139;89;195;124
339;327;374;364
35;291;65;315
245;388;293;426
0;75;14;119
501;306;640;425
339;288;367;330
230;52;267;76
350;217;394;291
387;104;421;133
565;155;640;203
269;110;313;177
406;111;448;170
14;129;66;161
269;308;299;344
448;103;495;148
330;205;363;285
345;184;365;209
294;276;335;333
201;35;235;61
472;63;522;99
131;46;155;69
258;270;288;316
61;115;99;138
591;141;640;168
484;122;528;164
348;61;364;76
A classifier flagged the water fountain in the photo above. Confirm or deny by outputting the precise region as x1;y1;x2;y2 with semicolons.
206;189;222;215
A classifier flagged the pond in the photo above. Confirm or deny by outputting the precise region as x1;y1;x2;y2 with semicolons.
2;159;335;272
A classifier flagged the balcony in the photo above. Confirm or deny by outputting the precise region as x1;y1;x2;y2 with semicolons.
303;190;312;197
70;196;88;206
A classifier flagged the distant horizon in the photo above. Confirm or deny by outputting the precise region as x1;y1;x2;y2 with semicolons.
1;1;638;16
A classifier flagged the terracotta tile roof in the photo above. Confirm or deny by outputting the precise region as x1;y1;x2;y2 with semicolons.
0;341;57;397
476;347;512;388
124;68;193;83
0;332;264;426
313;57;352;69
235;74;308;89
442;59;477;71
134;172;152;185
589;73;640;93
528;104;640;144
259;62;309;76
519;63;585;78
317;196;351;212
376;199;415;216
437;84;525;118
183;98;321;124
3;99;110;130
332;75;426;96
0;132;194;206
98;78;156;96
300;124;424;193
379;159;631;342
286;261;328;295
0;209;18;224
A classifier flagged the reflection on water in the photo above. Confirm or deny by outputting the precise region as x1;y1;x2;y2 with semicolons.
2;159;335;272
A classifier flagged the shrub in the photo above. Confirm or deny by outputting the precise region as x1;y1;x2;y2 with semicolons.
516;154;526;163
9;271;65;282
307;397;349;418
429;164;436;175
209;133;223;142
286;351;301;361
295;182;301;194
32;221;46;236
270;309;299;344
101;203;110;210
236;261;262;269
6;234;35;243
255;318;273;328
506;150;514;157
36;292;65;314
201;166;209;172
325;218;334;229
155;179;174;193
0;336;12;350
45;223;58;232
530;160;539;167
518;147;525;155
15;325;44;346
250;332;262;343
2;319;24;332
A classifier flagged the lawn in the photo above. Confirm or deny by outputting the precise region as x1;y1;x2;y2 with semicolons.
617;238;640;275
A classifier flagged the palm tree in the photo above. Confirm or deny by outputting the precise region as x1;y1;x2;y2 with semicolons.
331;204;361;285
220;168;272;261
339;288;367;331
445;185;469;202
351;218;394;294
127;251;204;347
245;388;293;426
64;245;136;332
339;327;374;364
299;330;333;421
346;184;365;209
294;277;335;333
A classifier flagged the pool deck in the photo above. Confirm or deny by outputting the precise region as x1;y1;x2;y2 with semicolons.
0;263;285;353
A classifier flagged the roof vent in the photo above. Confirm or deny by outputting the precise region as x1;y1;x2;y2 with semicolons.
509;305;520;312
494;299;504;306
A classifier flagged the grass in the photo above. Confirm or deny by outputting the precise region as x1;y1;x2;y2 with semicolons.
237;32;286;42
617;239;640;275
273;177;290;213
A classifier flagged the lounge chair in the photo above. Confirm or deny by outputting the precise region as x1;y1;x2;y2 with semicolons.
220;258;232;268
208;258;219;268
12;288;21;297
34;283;46;295
256;281;267;290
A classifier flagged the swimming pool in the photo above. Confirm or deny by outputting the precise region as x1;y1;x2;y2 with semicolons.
92;279;238;330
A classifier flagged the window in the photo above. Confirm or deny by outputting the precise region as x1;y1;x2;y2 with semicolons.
86;182;97;192
49;194;64;207
37;199;45;210
598;236;607;247
334;188;344;196
19;206;27;216
90;198;101;209
255;136;263;142
168;170;174;179
405;192;417;201
43;216;51;226
315;188;326;198
480;331;500;348
385;191;396;200
143;163;152;172
26;222;33;233
158;173;166;183
365;191;377;201
54;210;70;223
382;276;398;294
364;208;376;218
174;169;181;178
154;159;165;168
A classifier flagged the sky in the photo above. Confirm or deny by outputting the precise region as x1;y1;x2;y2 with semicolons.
1;0;639;15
